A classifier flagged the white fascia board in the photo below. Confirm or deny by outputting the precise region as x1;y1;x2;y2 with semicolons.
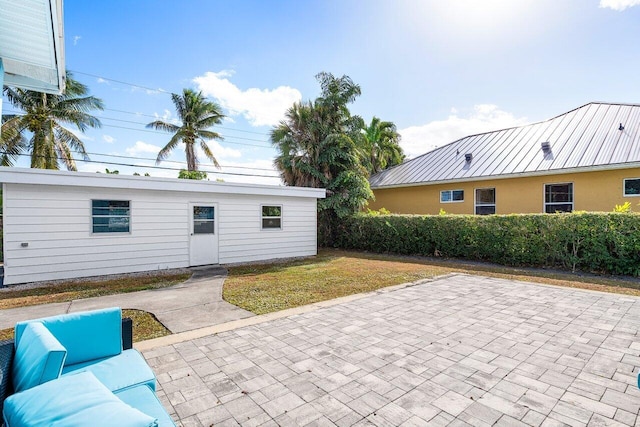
0;167;327;199
370;162;640;190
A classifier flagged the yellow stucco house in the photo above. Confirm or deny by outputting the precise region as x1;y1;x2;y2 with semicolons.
368;102;640;214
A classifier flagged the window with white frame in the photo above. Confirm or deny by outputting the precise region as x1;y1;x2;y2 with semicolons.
262;205;282;229
92;200;130;233
440;189;464;203
624;178;640;196
544;183;573;213
475;188;496;215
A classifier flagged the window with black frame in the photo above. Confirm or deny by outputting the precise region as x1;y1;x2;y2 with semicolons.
544;183;573;213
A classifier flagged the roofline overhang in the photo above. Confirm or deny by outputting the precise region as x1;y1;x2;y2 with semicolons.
370;162;640;190
1;0;66;94
0;167;327;199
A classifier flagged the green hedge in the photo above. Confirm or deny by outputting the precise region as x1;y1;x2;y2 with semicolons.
332;213;640;276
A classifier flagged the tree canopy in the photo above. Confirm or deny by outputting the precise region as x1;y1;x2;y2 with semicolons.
147;88;225;171
1;74;104;170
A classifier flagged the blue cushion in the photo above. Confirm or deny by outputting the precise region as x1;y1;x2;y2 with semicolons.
116;385;176;427
3;372;158;427
11;322;66;393
15;307;122;365
63;349;156;392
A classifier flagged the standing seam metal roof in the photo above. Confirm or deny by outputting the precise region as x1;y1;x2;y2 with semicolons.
370;102;640;188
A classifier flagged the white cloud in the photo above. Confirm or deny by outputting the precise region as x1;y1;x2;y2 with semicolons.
193;70;302;127
125;141;162;156
599;0;640;10
73;36;81;46
102;135;115;143
399;104;528;158
96;78;108;85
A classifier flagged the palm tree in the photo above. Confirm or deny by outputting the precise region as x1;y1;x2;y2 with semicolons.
360;117;404;175
147;89;225;171
1;74;103;170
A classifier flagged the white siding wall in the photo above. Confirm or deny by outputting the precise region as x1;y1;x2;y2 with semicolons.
3;183;318;285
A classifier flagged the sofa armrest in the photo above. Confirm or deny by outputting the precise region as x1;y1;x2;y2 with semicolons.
0;339;15;419
15;308;123;366
122;318;133;351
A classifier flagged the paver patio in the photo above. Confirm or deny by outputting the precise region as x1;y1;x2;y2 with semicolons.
142;274;640;426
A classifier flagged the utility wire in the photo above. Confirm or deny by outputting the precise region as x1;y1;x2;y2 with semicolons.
0;152;280;178
2;109;273;149
68;70;271;136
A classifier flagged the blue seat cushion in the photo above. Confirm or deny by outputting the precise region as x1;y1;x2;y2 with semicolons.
62;349;156;392
15;308;122;366
11;322;66;393
3;371;157;427
116;385;176;427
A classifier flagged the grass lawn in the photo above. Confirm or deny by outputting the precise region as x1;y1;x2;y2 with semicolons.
224;249;640;315
0;272;189;342
0;309;171;342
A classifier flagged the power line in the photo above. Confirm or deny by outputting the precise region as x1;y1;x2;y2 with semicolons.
2;109;273;149
67;69;271;136
1;152;280;178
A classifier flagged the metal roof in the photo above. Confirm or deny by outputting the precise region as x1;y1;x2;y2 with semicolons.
370;102;640;189
0;0;65;94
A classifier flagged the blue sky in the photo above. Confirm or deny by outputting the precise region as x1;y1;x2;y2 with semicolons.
8;0;640;184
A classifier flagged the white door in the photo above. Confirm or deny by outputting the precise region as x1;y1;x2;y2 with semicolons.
189;203;219;266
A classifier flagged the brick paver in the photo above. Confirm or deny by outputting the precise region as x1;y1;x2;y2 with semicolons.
143;274;640;426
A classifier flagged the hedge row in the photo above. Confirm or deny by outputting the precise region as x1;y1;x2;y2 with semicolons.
332;213;640;276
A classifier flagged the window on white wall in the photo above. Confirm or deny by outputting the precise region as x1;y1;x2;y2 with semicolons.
544;183;573;213
92;200;130;233
624;178;640;196
262;205;282;229
440;190;464;203
475;188;496;215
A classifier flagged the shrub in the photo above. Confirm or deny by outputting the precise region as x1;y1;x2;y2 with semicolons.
332;212;640;276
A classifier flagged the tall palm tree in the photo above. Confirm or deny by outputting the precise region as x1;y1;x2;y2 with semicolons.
147;89;225;171
360;117;404;175
1;74;103;170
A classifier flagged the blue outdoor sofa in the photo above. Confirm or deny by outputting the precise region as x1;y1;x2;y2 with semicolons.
0;308;175;426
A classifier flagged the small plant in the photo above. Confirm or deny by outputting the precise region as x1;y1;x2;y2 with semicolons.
366;207;391;216
613;202;632;213
439;208;447;216
178;170;208;180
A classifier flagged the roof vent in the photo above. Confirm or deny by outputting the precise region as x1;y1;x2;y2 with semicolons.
541;141;551;152
464;153;473;162
619;123;624;131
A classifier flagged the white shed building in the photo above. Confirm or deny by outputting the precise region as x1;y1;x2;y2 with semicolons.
0;168;325;285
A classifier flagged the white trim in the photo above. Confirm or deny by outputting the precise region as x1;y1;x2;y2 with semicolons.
543;182;574;213
623;178;640;197
440;189;464;203
474;187;496;215
261;204;283;231
371;162;640;190
0;167;326;199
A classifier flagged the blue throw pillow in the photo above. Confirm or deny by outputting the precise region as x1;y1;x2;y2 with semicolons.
11;322;66;393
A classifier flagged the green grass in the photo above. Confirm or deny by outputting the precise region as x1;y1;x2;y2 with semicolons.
0;273;191;310
0;309;171;343
224;249;640;315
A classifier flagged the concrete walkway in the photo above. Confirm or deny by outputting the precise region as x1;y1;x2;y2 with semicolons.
141;274;640;427
0;266;254;333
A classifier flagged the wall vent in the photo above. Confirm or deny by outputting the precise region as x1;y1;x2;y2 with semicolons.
541;142;551;152
464;153;473;162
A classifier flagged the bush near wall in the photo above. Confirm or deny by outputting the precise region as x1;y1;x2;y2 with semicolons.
332;213;640;276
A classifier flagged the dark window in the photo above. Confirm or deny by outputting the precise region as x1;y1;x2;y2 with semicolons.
545;183;573;213
262;205;282;229
441;190;464;203
475;188;496;215
624;178;640;196
193;206;215;234
92;200;130;233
